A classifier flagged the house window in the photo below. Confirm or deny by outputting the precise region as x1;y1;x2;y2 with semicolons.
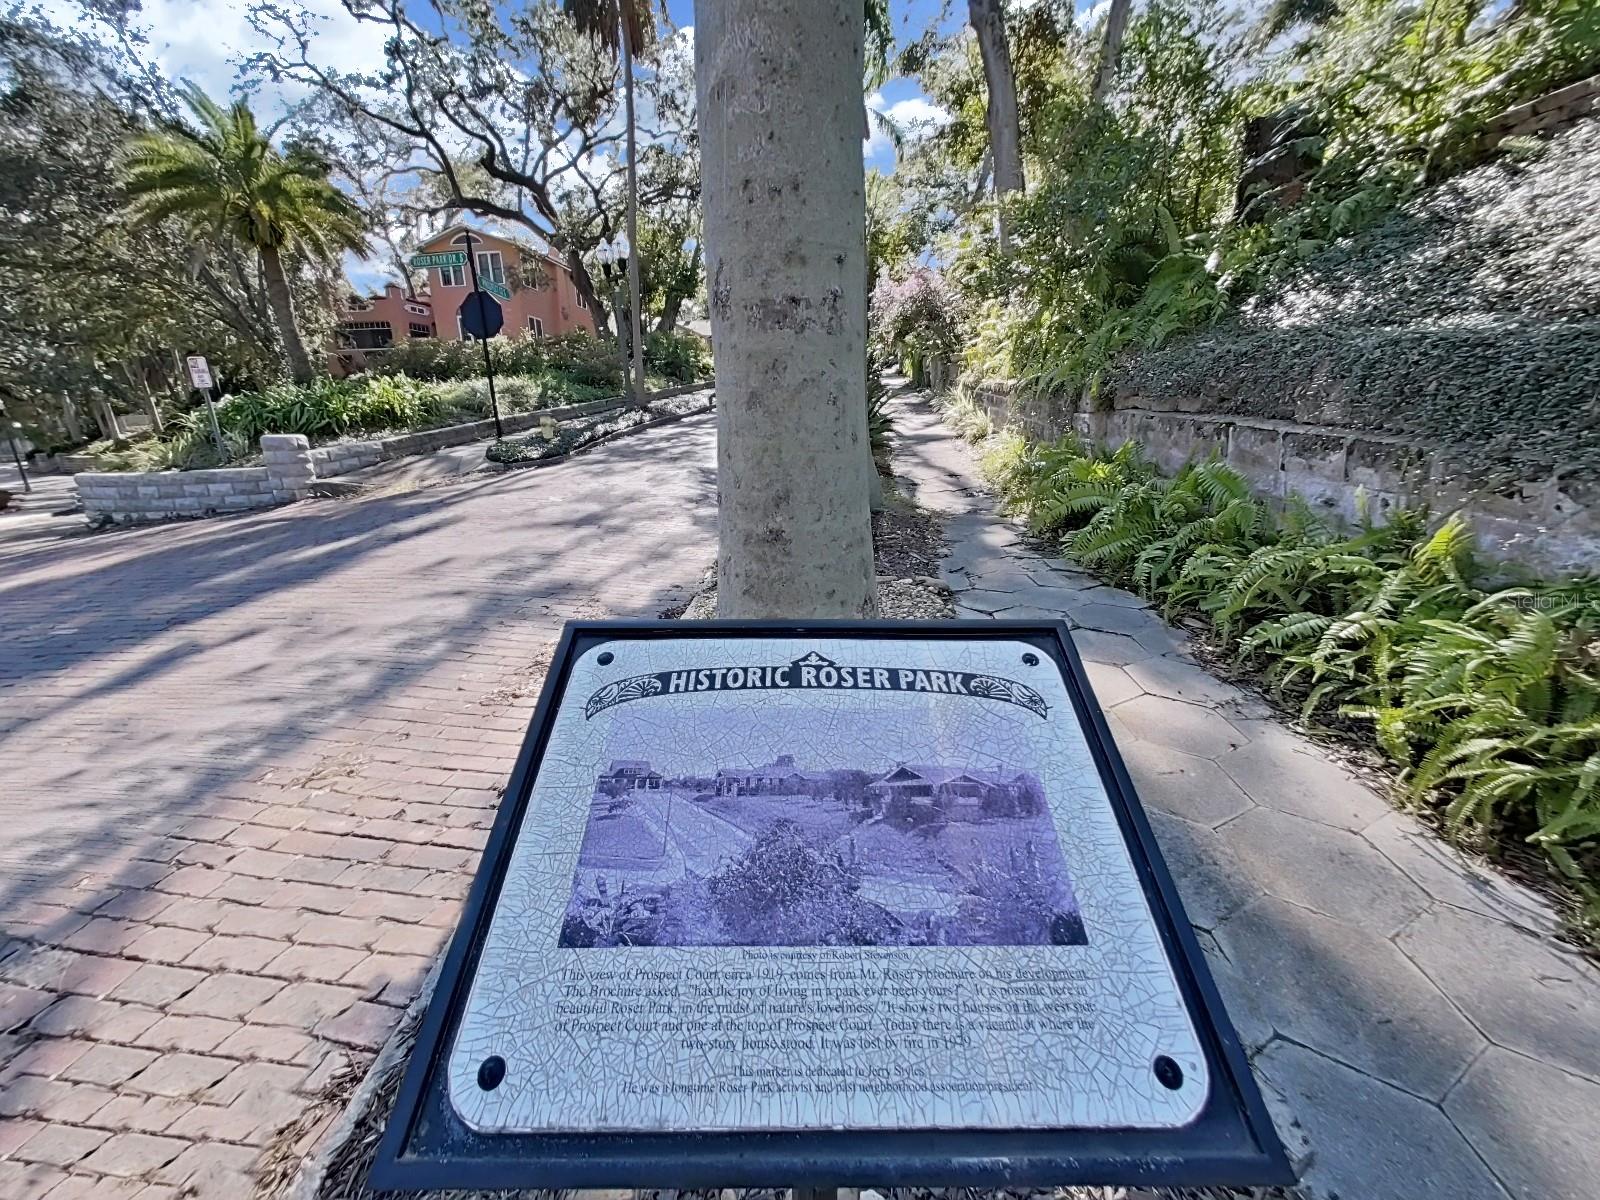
437;263;466;288
527;316;544;336
574;285;588;309
475;250;506;286
405;302;430;316
338;320;393;350
409;323;432;339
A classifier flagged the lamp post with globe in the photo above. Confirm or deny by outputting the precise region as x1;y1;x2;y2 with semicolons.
596;237;640;404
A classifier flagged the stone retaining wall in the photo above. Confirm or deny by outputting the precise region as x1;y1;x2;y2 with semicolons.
76;434;316;525
1475;74;1599;155
307;385;711;479
971;382;1600;579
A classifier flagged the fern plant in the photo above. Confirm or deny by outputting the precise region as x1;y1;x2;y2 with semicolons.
1068;459;1263;591
983;429;1600;920
1348;590;1600;893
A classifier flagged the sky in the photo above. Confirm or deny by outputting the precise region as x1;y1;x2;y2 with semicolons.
49;0;1013;289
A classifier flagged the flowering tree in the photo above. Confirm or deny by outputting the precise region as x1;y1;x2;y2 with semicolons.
869;268;964;389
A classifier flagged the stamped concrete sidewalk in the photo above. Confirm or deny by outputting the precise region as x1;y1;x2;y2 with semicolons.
0;416;718;1198
891;390;1600;1200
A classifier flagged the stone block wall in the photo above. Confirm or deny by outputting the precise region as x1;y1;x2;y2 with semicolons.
307;387;711;479
308;442;383;477
970;381;1600;579
76;435;315;525
1474;74;1599;155
306;398;629;480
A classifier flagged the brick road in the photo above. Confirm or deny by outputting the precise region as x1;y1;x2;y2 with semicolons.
0;417;718;1198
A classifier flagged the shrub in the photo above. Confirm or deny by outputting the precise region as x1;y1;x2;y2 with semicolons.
866;371;893;471
371;331;631;389
644;329;711;383
987;431;1600;925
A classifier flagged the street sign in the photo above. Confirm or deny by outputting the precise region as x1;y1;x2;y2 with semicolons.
410;251;469;269
371;621;1291;1193
458;292;504;340
185;356;213;390
478;277;511;302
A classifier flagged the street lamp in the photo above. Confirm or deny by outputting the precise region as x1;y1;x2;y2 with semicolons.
596;238;632;401
1;410;30;494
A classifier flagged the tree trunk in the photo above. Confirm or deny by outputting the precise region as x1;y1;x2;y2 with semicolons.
123;361;164;434
655;293;684;334
258;242;315;384
622;26;646;406
968;0;1024;253
60;394;83;443
1090;0;1133;105
655;243;701;333
567;247;606;333
695;0;877;618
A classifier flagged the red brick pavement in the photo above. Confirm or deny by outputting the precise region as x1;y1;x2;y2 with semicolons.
0;418;718;1197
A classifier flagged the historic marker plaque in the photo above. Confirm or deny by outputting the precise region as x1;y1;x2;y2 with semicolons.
373;621;1290;1191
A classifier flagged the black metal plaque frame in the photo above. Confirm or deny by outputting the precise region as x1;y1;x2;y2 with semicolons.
370;620;1293;1192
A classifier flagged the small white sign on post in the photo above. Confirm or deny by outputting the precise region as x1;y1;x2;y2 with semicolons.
186;356;227;462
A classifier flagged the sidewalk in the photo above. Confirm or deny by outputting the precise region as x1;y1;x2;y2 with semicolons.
890;390;1600;1200
0;470;81;552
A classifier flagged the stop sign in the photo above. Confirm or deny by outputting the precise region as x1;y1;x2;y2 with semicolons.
458;292;504;340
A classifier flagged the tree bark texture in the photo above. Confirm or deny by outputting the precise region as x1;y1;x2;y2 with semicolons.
695;0;878;618
258;242;315;384
968;0;1024;252
623;26;646;406
1090;0;1133;106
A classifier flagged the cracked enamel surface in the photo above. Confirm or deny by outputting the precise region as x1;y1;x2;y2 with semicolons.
447;636;1208;1134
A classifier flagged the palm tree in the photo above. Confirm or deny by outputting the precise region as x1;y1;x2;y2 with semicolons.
120;85;367;384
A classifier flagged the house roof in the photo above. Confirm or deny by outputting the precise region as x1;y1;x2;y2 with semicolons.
871;763;1022;787
605;759;654;773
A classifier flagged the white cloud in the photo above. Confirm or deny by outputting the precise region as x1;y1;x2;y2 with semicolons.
864;89;952;163
1078;0;1113;29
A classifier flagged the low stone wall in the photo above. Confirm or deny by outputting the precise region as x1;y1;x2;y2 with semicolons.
1475;74;1599;155
309;385;711;479
75;433;315;526
971;382;1600;579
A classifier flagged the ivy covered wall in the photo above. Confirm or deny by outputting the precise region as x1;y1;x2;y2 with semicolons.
1110;117;1600;479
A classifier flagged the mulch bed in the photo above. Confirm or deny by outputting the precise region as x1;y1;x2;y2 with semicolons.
872;495;946;580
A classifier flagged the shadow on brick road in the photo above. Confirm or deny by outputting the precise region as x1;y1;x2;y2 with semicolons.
0;416;719;947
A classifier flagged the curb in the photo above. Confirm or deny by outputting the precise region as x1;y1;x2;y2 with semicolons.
285;957;443;1200
500;399;716;470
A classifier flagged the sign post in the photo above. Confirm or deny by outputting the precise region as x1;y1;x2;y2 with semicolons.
412;244;506;438
186;355;227;463
462;231;502;439
2;413;29;494
371;620;1292;1193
